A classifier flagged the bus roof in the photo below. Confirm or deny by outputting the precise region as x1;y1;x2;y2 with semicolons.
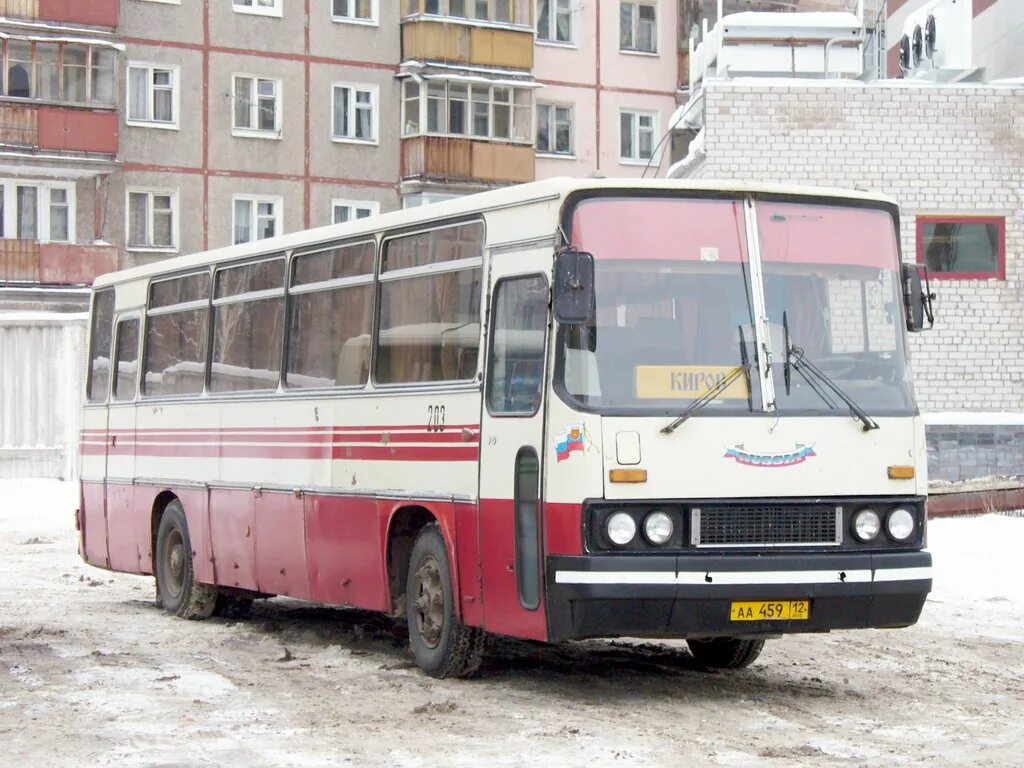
93;177;898;289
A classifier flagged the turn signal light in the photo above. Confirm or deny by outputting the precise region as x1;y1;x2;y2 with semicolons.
609;469;648;483
887;465;915;480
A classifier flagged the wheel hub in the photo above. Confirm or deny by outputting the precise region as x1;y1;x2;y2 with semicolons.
413;556;444;649
163;529;185;598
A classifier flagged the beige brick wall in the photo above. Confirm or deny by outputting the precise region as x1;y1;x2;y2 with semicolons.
687;81;1024;412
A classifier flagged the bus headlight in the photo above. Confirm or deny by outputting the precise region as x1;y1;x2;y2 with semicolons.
852;509;881;542
643;511;674;545
606;512;637;546
887;508;915;541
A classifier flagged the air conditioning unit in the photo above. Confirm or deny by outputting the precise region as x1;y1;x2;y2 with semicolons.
898;0;972;79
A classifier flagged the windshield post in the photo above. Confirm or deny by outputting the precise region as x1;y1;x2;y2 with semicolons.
743;198;776;413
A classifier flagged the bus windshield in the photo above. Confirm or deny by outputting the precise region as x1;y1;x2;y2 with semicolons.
560;195;913;415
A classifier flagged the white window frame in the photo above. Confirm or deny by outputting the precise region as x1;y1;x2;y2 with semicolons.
619;109;658;165
536;0;574;45
126;62;180;129
535;101;574;158
232;74;282;139
620;0;658;55
332;0;379;25
125;188;179;252
232;0;282;18
136;0;181;5
332;199;381;224
0;180;76;243
331;82;379;145
404;79;533;144
232;194;284;245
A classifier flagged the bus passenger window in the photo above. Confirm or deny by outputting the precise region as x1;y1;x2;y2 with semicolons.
143;272;210;397
112;318;140;401
287;240;375;389
487;275;547;415
87;288;115;403
210;258;286;393
376;222;483;385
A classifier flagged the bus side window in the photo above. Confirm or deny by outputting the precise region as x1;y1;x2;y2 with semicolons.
112;318;140;401
486;275;547;415
87;289;115;403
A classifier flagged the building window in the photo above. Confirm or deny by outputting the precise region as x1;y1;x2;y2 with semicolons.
917;216;1005;280
620;1;657;53
619;109;656;163
333;0;377;23
332;83;378;143
332;199;380;224
537;0;572;43
232;0;282;17
404;79;531;143
2;40;116;106
0;180;75;243
536;102;573;156
233;75;281;137
127;63;178;127
127;190;177;250
233;195;282;244
406;0;529;24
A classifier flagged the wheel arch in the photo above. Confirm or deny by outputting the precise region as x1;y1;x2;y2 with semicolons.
384;503;461;620
150;490;180;574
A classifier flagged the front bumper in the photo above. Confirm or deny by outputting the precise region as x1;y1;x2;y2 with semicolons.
545;550;931;642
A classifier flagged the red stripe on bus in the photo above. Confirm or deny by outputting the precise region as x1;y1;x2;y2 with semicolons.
80;444;479;461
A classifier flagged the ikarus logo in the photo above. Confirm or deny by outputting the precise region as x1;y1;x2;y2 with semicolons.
724;443;816;468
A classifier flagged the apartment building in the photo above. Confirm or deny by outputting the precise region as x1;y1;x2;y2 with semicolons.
0;1;685;307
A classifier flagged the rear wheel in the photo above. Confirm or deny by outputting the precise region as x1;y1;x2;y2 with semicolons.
155;500;217;620
687;637;765;669
406;523;485;678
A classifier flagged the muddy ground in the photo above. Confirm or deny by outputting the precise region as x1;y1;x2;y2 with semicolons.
1;480;1021;768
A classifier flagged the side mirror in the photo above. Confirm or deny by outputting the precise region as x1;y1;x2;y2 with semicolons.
901;263;935;332
553;250;595;325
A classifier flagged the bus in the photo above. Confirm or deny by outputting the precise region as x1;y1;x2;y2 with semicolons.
78;178;934;678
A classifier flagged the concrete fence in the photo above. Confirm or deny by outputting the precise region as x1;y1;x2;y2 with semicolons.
0;312;86;480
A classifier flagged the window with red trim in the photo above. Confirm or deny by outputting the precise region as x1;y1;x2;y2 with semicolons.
917;216;1005;280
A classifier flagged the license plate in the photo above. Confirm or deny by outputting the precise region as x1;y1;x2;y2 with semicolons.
730;600;810;622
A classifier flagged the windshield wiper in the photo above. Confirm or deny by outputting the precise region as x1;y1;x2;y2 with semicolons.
661;327;752;435
782;312;879;432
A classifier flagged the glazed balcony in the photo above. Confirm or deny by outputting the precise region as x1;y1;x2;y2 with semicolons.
402;16;534;70
402;136;534;185
0;240;119;285
0;0;119;27
0;104;118;155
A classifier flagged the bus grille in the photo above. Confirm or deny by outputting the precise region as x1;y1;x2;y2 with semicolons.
691;505;842;548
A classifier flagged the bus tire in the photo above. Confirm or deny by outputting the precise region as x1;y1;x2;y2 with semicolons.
406;522;484;678
155;500;217;620
687;637;765;670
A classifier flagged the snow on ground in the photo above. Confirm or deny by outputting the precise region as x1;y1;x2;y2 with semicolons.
1;479;1022;768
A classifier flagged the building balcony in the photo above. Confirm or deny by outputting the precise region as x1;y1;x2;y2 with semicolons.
0;240;118;285
402;136;535;185
0;0;119;28
402;17;534;70
0;104;118;156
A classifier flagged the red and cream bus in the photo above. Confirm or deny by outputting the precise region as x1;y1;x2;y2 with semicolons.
79;178;934;677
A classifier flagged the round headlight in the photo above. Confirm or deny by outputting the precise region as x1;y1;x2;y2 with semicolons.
852;509;881;542
643;511;674;545
606;512;637;546
887;508;915;541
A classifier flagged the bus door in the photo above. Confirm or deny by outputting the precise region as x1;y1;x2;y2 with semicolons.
81;289;114;568
105;314;142;573
478;255;551;640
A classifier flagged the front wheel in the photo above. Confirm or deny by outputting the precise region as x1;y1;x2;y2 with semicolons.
155;500;217;620
406;523;485;678
687;637;765;669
